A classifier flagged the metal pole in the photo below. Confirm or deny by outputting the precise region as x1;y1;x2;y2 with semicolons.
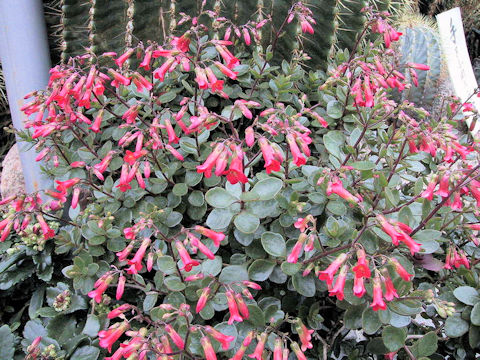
0;0;52;193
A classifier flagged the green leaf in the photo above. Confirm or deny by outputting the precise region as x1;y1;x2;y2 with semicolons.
453;286;480;306
252;177;283;200
362;307;382;335
172;183;188;196
205;187;237;208
219;265;249;283
206;208;235;230
82;314;100;338
248;259;275;281
323;131;345;160
281;262;301;276
234;211;259;234
29;286;45;319
156;256;177;275
413;332;438;357
158;91;177;103
143;293;158;312
247;305;266;327
261;232;286;257
188;190;205;207
327;100;343;119
292;273;315;297
164;276;186;292
471;303;480;326
382;326;406;352
0;325;14;360
351;161;376;170
201;256;222;276
70;345;100;360
444;315;469;338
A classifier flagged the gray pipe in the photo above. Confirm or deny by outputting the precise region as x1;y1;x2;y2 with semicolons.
0;0;52;194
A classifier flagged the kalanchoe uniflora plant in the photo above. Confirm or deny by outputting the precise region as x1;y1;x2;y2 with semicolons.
2;3;480;360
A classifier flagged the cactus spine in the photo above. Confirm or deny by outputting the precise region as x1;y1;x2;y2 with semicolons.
394;14;445;109
57;0;407;69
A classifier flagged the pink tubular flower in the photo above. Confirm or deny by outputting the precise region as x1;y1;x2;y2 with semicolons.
328;265;348;300
234;292;249;319
107;304;131;319
226;290;243;324
205;326;235;350
185;273;204;282
88;273;114;303
70;161;85;168
189;234;215;260
197;143;225;177
382;269;398;301
353;276;366;297
115;49;134;67
55;177;80;192
99;321;129;352
286;133;307;166
389;258;413;281
245;126;255;146
108;69;131;87
318;253;347;286
194;225;225;247
326;179;360;204
153;58;176;82
294;216;311;232
126;237;151;274
163;118;178;144
139;49;152;70
71;188;80;209
407;62;430;71
201;336;217;360
90;109;103;133
196;287;211;313
291;342;307;360
165;144;184;161
36;214;55;239
0;221;12;242
435;173;450;198
165;324;184;350
175;241;200;272
371;274;387;311
400;234;422;255
421;178;437;200
195;67;209;89
229;331;254;360
123;227;136;240
242;280;262;290
295;319;314;352
352;248;371;279
259;137;281;173
287;233;307;264
274;338;283;360
248;332;267;360
214;61;238;80
116;275;126;300
224;156;248;185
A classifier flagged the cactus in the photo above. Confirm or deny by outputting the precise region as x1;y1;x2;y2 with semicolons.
394;14;446;109
56;0;408;68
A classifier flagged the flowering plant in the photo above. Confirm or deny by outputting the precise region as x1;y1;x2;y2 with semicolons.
1;3;480;360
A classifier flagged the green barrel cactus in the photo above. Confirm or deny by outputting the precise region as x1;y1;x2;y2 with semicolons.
57;0;407;68
394;14;446;110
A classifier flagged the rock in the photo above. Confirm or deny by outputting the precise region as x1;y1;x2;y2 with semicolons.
1;144;26;199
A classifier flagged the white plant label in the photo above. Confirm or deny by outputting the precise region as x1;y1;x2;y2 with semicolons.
436;7;480;135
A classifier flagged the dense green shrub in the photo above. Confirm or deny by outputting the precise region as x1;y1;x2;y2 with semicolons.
0;3;479;360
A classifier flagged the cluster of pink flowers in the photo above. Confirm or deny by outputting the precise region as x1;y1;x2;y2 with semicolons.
316;248;413;311
100;301;314;360
0;194;55;242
